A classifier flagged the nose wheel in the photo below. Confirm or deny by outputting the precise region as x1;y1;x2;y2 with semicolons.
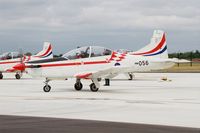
74;83;83;91
74;79;83;91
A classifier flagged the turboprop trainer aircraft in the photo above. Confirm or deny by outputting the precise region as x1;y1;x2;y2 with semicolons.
0;42;53;79
12;30;182;92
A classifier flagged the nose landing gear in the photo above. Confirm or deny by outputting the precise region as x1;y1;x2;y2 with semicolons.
74;79;83;91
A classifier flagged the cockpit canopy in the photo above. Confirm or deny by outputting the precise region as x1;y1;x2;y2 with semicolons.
116;49;132;54
0;52;21;60
62;46;112;60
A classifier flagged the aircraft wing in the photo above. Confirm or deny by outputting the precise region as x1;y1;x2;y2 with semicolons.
151;58;190;63
171;58;190;63
74;66;129;79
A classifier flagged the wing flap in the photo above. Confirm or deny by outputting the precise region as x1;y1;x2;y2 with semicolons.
74;66;129;79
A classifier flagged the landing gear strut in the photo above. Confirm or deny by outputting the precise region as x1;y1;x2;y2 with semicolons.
0;72;3;79
74;79;83;91
43;78;51;92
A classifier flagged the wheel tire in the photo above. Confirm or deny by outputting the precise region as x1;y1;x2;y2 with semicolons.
74;82;83;91
97;78;102;82
90;83;99;92
0;74;3;79
43;85;51;92
15;74;21;79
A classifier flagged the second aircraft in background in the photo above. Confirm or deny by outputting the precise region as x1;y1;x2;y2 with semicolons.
0;42;53;79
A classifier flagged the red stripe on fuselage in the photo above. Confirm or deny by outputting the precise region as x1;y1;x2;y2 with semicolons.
27;60;109;68
83;61;108;65
133;34;166;55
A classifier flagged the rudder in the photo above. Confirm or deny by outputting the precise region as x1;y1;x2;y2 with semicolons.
132;30;168;59
34;42;53;59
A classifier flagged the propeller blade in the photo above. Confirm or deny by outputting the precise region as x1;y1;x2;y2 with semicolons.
18;48;25;73
19;48;24;64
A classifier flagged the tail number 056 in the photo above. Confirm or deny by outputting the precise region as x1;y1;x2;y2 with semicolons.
139;61;149;66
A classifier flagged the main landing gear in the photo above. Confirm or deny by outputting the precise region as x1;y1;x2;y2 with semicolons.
0;72;3;79
15;72;22;79
89;83;99;92
43;78;51;92
74;78;99;92
90;79;100;92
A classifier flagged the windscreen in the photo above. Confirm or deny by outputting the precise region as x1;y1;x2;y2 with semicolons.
62;46;90;60
62;46;112;60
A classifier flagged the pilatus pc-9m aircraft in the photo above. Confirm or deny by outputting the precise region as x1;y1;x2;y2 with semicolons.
0;42;53;79
13;30;181;92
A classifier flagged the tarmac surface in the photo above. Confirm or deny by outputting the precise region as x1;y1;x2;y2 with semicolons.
0;73;200;131
0;115;200;133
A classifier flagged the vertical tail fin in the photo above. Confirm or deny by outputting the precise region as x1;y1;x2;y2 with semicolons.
132;30;168;59
34;42;53;59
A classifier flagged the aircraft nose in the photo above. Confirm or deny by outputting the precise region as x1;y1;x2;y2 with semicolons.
13;63;26;71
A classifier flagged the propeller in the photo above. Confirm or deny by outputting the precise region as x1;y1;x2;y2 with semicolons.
12;48;26;72
19;48;24;63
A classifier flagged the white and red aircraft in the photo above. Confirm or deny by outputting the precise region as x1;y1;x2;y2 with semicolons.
0;42;53;79
12;30;183;92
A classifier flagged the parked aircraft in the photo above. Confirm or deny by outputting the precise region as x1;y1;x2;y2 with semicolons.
0;42;53;79
13;30;183;92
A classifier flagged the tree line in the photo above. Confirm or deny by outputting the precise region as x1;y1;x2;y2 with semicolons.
169;50;200;59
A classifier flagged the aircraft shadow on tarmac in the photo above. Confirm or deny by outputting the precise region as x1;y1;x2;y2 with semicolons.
0;78;32;80
55;88;126;93
111;78;157;81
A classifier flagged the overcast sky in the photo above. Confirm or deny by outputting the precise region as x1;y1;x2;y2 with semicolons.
0;0;199;54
